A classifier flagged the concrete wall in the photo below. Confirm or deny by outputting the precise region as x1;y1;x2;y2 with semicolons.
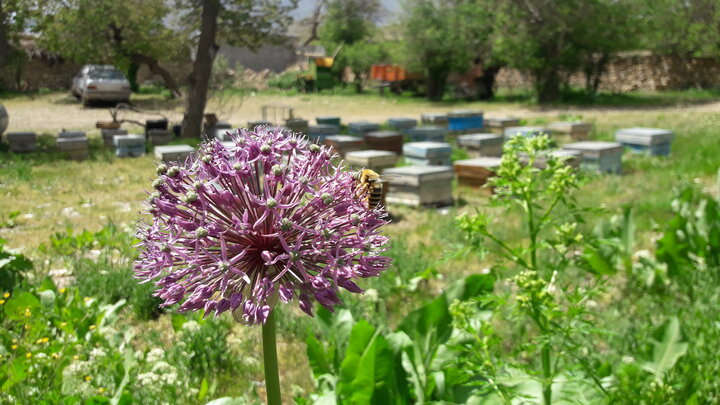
218;42;301;73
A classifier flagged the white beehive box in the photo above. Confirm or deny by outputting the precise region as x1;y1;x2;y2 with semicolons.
114;134;146;157
485;117;520;134
549;121;592;140
383;165;454;206
563;141;624;173
408;126;447;142
148;129;174;145
615;127;674;156
345;150;398;171
154;145;195;163
101;128;128;147
57;131;89;160
456;133;504;157
348;121;381;135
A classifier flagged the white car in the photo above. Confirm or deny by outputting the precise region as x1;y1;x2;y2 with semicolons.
71;65;131;106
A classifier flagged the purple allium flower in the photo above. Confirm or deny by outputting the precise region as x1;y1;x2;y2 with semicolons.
134;127;391;324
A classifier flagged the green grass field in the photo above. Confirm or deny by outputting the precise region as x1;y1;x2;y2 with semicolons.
1;89;719;403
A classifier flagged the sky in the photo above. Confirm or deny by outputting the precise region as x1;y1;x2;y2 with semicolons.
292;0;402;20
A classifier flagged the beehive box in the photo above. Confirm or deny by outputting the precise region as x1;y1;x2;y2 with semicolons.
520;150;581;169
454;157;502;188
308;124;340;143
248;120;272;129
316;116;341;126
101;128;128;147
323;135;365;157
549;121;592;141
57;131;89;160
286;118;309;134
364;131;404;154
421;112;448;126
7;132;37;153
345;150;398;171
403;142;453;166
114;134;146;157
209;127;233;141
387;118;417;133
348;121;381;136
456;133;504;157
484;117;520;134
148;129;174;145
383;166;454;206
447;109;483;132
154;145;195;163
408;126;447;142
504;126;553;140
615;127;674;156
563;141;623;173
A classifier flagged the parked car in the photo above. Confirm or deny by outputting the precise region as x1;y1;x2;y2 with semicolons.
71;65;131;106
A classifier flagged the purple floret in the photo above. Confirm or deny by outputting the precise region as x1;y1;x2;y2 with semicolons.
134;127;391;324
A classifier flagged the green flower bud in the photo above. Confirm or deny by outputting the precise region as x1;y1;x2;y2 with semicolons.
266;197;278;209
321;193;333;205
167;166;180;177
195;227;208;238
156;164;168;175
185;191;198;203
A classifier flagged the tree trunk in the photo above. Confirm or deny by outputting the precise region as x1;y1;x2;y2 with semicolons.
584;53;609;96
534;67;561;103
131;53;182;98
476;65;500;100
182;0;220;138
426;67;448;101
127;62;140;92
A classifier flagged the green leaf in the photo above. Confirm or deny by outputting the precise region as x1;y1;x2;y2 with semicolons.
171;313;188;332
582;245;617;276
198;378;209;401
641;317;688;379
4;291;41;320
306;335;332;378
38;289;56;307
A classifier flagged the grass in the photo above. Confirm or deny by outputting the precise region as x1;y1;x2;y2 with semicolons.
2;89;719;401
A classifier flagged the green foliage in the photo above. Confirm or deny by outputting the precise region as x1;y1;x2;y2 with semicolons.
267;72;299;90
0;238;31;293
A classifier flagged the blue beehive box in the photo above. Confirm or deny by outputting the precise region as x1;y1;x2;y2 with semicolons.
348;121;381;135
615;127;673;156
114;134;146;157
504;126;553;140
563;141;624;174
408;126;448;142
403;141;452;166
448;110;483;131
308;124;340;143
388;118;418;133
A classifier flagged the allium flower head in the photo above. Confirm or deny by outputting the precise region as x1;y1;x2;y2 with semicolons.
135;127;391;324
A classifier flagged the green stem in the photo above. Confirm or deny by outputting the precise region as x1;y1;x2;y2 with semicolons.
541;343;552;405
262;310;282;405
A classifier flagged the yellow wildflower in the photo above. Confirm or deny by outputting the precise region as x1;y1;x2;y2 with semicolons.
73;355;80;360
24;324;30;330
41;337;49;343
59;288;66;294
85;375;92;382
0;300;5;305
98;387;105;394
89;325;96;331
60;322;67;327
3;292;9;298
83;297;90;302
11;345;17;350
52;353;60;359
25;352;32;359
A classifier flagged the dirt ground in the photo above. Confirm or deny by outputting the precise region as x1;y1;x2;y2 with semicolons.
5;91;720;135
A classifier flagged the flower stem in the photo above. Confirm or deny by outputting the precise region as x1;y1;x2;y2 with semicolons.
262;309;282;405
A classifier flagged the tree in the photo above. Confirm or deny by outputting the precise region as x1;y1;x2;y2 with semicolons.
0;0;46;89
402;0;479;101
179;0;296;138
39;0;187;95
640;0;720;57
316;0;382;92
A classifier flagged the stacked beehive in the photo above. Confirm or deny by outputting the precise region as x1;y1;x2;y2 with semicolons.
383;166;454;206
57;131;89;160
615;127;674;156
364;131;404;154
285;118;309;134
7;132;37;153
308;124;340;143
348;121;381;136
387;118;417;134
447;109;483;132
323;135;365;157
101;128;128;147
154;145;195;163
316;116;341;126
520;150;582;169
484;117;520;134
114;134;146;157
421;112;448;126
549;121;592;141
408;126;447;142
345;150;398;172
454;157;502;188
403;142;453;166
456;133;504;157
563;141;624;173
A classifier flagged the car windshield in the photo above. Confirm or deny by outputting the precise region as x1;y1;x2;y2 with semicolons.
87;69;126;80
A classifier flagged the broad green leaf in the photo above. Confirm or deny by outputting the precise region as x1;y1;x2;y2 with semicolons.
641;317;688;379
338;320;376;401
582;245;617;276
306;335;332;377
4;291;41;320
198;378;209;401
171;313;188;332
38;289;56;307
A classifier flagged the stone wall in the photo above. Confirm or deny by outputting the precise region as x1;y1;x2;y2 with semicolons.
496;53;720;92
0;57;80;91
